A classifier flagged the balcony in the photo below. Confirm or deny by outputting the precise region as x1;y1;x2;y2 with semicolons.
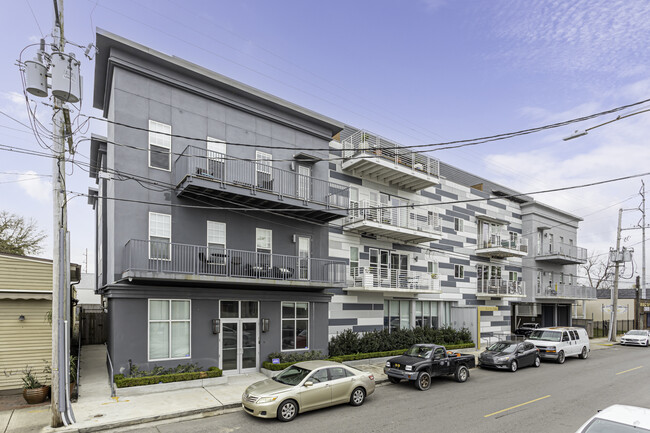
345;267;441;296
341;130;440;191
535;242;587;265
476;235;528;259
535;283;596;300
123;239;346;289
476;279;526;298
174;145;349;223
343;201;443;244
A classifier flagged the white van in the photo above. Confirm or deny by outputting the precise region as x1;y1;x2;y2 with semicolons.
525;327;590;364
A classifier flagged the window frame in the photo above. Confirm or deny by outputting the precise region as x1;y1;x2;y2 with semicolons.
207;221;226;263
454;217;464;232
281;301;310;352
454;264;464;279
148;212;172;261
147;299;191;362
349;246;359;277
148;120;172;171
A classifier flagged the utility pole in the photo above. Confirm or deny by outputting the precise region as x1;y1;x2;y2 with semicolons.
641;181;646;328
51;0;66;426
608;209;623;342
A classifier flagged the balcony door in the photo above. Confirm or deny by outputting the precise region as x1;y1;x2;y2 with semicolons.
297;165;312;200
297;236;310;280
207;138;226;180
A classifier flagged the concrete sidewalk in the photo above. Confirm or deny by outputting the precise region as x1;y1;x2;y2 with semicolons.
0;337;617;433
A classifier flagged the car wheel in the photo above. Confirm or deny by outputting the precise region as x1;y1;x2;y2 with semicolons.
557;351;565;364
277;400;298;422
455;365;469;383
646;340;649;347
510;360;518;372
579;346;588;359
388;376;401;384
534;356;541;368
350;387;365;406
415;371;431;391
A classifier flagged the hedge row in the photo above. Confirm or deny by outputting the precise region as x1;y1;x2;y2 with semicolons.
114;367;222;388
261;342;475;371
328;327;473;356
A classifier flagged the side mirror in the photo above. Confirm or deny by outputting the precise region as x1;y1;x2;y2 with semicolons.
304;381;313;387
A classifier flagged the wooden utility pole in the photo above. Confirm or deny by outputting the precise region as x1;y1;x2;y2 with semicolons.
608;209;622;342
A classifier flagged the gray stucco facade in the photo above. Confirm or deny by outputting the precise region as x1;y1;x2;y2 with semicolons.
90;29;346;375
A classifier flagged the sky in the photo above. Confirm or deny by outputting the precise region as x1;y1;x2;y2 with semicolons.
0;0;649;288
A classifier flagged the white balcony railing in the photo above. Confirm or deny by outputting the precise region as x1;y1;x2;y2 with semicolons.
349;267;441;293
346;200;441;233
476;279;526;297
477;233;529;254
342;130;440;178
535;283;596;299
537;242;587;262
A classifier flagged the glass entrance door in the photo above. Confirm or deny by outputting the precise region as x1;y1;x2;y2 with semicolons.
221;320;258;374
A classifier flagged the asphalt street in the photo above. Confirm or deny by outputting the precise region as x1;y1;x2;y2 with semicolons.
112;345;650;433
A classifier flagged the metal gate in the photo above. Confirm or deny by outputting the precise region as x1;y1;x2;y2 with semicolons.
451;306;477;346
79;305;107;345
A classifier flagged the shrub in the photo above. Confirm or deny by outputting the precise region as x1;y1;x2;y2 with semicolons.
266;350;326;364
114;368;222;388
328;326;473;356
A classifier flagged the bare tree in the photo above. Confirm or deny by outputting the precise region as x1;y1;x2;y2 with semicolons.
0;211;46;256
581;251;614;291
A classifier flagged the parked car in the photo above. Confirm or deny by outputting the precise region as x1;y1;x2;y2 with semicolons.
575;404;650;432
241;360;375;422
620;330;650;347
526;327;590;364
384;344;475;390
514;322;540;337
478;340;540;372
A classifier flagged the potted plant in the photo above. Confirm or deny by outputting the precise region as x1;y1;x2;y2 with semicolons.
22;367;50;404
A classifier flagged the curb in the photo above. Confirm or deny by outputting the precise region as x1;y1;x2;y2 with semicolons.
54;403;242;433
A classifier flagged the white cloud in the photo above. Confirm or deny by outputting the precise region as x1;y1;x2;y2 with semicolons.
18;171;51;202
0;91;29;122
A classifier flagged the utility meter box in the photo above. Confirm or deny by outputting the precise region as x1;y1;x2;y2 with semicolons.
51;52;81;103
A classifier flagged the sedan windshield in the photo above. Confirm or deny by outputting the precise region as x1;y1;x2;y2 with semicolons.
528;330;561;342
486;342;517;353
581;418;650;433
405;346;433;358
626;330;647;336
274;365;311;386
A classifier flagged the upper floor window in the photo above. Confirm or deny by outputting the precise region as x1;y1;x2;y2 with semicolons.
149;120;171;171
349;187;359;217
454;218;464;232
256;151;273;190
350;246;359;277
454;264;464;279
206;137;226;178
256;228;272;254
149;212;171;260
207;221;226;260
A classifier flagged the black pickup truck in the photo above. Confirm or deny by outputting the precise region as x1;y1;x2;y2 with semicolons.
384;344;476;390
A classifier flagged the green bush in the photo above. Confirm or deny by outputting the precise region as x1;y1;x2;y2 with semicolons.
114;368;222;388
328;326;473;356
266;350;326;364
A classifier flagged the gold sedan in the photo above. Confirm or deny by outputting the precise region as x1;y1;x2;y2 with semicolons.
242;360;375;422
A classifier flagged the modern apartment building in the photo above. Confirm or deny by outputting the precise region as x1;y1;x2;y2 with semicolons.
89;29;349;375
326;128;529;345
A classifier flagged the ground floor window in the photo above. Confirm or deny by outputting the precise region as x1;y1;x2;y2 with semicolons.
384;300;452;332
415;301;439;328
282;302;309;351
148;299;191;361
383;300;410;332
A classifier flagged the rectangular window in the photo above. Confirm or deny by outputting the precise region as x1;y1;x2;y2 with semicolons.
256;228;272;268
384;300;411;332
454;217;463;232
207;221;226;263
349;187;359;218
415;301;439;329
509;271;518;281
282;302;309;351
149;212;171;260
427;261;438;276
349;246;359;277
509;232;518;248
255;151;273;190
149;120;171;171
454;264;464;279
148;299;190;361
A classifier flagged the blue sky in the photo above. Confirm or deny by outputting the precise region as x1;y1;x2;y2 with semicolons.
1;0;649;283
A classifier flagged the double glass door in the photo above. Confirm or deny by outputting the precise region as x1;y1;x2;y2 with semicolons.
220;300;259;374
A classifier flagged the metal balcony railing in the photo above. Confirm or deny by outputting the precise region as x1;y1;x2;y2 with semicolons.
476;279;525;296
341;130;440;177
537;242;587;262
346;200;441;233
535;283;596;299
123;239;347;285
174;145;349;208
348;267;441;292
477;233;529;254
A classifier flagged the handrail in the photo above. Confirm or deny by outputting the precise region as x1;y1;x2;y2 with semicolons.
476;278;525;296
535;283;596;299
346;200;442;233
537;242;587;261
477;233;529;253
349;267;441;292
105;343;116;398
123;239;347;285
341;130;440;177
174;145;349;208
